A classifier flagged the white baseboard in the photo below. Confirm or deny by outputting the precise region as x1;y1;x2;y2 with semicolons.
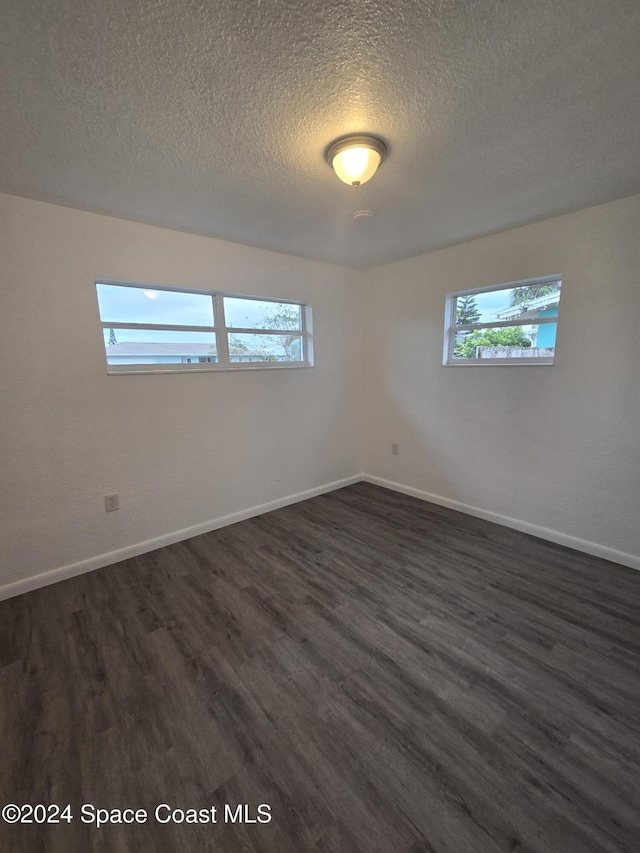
362;475;640;573
0;475;362;602
3;472;638;601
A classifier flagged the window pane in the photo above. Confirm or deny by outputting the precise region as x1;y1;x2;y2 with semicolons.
97;284;214;327
455;281;561;324
228;332;303;363
452;324;555;359
103;328;217;365
224;297;302;331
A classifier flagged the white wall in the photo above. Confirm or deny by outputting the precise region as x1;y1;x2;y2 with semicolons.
0;194;363;594
3;191;639;598
362;194;640;567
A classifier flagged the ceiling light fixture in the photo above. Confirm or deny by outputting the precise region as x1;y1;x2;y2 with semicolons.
325;134;387;188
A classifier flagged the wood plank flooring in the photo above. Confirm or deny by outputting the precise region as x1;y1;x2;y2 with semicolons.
1;482;639;852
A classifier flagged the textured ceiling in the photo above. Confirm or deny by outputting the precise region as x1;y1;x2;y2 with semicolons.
1;0;639;268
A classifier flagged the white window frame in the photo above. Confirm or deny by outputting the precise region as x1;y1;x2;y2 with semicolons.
96;280;313;375
443;275;562;367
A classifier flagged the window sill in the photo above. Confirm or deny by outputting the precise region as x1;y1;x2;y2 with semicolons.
443;359;554;367
106;362;314;375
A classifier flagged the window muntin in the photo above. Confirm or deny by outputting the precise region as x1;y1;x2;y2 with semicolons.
444;276;562;366
102;328;216;345
96;282;311;374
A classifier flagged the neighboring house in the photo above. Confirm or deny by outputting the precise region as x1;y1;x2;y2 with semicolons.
105;342;286;365
105;343;217;365
496;291;561;348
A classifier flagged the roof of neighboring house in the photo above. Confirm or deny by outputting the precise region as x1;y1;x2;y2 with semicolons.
107;342;214;355
497;291;561;321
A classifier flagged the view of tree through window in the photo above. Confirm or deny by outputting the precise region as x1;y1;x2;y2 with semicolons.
509;281;561;308
455;294;481;325
445;277;562;365
95;283;310;373
454;326;533;358
222;298;302;362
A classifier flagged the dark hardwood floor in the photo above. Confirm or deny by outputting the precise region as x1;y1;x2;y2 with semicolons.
1;483;639;852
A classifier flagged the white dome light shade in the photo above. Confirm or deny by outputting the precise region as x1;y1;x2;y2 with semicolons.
325;135;387;187
333;147;381;186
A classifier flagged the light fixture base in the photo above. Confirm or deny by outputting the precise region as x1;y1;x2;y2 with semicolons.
324;134;388;167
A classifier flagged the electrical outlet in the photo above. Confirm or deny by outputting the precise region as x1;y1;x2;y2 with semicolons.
105;493;120;512
392;443;399;455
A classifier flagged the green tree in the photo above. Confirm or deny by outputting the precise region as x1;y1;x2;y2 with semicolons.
456;295;481;325
221;336;249;362
456;327;532;358
509;282;560;308
229;336;248;352
258;304;301;361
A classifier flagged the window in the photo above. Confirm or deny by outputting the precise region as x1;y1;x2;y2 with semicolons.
443;276;562;366
96;282;312;374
